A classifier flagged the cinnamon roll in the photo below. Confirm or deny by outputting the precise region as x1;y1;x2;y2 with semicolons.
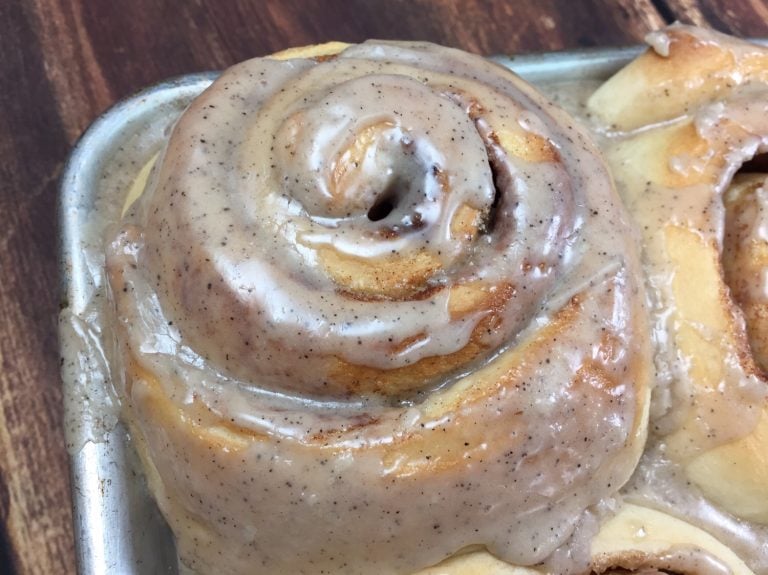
590;26;768;523
590;504;755;575
586;24;768;571
106;41;651;574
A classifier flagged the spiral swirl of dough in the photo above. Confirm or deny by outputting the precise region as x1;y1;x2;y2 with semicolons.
108;41;650;574
143;42;604;400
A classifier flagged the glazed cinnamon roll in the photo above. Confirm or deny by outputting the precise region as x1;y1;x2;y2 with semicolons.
590;504;756;575
587;24;768;572
107;41;651;574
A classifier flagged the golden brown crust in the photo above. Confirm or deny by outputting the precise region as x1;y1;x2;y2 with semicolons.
589;26;768;131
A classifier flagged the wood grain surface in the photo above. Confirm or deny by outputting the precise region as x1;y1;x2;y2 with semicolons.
1;1;766;573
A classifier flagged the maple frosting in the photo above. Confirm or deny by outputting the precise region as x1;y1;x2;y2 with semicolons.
106;40;651;574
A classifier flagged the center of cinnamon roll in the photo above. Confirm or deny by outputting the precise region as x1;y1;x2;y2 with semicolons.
273;73;495;272
723;171;768;374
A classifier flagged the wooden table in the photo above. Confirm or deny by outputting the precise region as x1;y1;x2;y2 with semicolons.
1;1;767;573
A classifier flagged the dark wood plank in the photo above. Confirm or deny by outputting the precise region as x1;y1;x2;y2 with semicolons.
0;1;77;574
658;0;768;37
15;0;767;573
24;0;669;143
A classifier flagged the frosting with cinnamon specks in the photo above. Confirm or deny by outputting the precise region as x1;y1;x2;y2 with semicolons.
106;40;650;574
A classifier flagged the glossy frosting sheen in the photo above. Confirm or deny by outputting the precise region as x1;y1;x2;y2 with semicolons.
107;41;650;574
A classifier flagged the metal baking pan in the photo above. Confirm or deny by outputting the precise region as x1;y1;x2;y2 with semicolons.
55;44;677;575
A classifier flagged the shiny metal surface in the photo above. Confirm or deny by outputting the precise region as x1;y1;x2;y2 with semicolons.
60;73;216;575
492;45;643;82
58;48;645;575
